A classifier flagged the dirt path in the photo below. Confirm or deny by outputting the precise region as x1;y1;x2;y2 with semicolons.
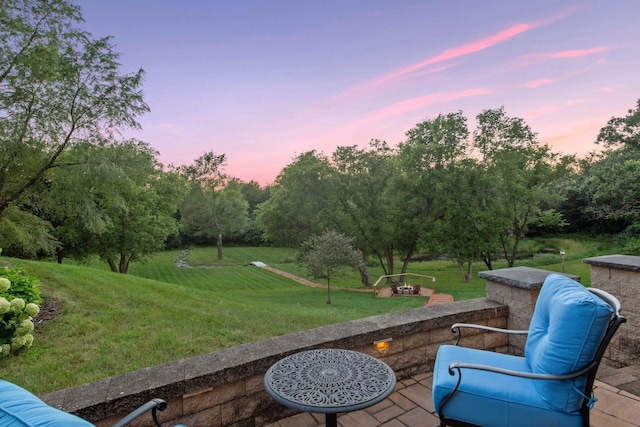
260;266;453;303
261;266;327;288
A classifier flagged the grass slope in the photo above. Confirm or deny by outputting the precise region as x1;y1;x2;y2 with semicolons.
0;248;422;393
0;239;603;394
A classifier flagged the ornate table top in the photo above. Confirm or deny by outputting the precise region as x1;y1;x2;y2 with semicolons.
263;349;396;414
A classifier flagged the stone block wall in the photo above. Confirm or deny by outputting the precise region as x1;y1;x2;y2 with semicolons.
584;255;640;367
42;299;508;427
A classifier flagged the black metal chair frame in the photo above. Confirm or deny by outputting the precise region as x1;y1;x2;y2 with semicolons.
437;288;626;427
112;398;169;427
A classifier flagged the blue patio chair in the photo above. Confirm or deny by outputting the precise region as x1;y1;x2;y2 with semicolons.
0;379;187;427
432;273;626;427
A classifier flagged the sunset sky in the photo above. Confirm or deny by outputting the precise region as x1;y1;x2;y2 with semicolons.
79;0;640;185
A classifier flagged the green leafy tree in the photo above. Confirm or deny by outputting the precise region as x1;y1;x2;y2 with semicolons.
473;107;561;267
297;230;366;304
0;0;148;254
256;151;339;247
592;98;640;232
396;112;470;269
180;152;249;259
45;140;186;272
596;98;640;150
225;179;269;245
435;158;493;281
180;185;249;253
331;141;398;282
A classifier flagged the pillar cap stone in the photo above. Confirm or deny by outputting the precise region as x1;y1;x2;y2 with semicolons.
583;255;640;272
479;266;580;290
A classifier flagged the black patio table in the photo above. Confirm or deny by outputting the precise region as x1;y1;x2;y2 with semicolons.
263;348;396;427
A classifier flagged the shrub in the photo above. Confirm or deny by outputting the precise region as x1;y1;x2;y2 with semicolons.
0;267;42;357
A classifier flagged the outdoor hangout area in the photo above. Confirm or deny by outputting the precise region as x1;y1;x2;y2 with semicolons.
373;273;456;306
2;254;636;426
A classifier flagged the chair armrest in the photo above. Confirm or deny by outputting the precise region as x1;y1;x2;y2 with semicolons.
448;360;596;381
112;398;167;427
451;323;528;345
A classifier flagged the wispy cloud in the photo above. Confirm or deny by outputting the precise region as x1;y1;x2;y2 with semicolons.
600;84;624;93
517;46;611;67
566;98;587;106
550;47;610;58
335;19;553;101
521;104;559;119
353;88;491;127
522;78;556;88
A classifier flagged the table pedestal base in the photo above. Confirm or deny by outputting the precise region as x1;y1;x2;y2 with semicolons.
326;413;337;427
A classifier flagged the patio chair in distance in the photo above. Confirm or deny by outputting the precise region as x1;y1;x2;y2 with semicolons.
390;283;400;296
432;273;626;427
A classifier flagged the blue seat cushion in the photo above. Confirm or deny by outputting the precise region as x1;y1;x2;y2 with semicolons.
433;345;583;427
525;274;612;412
0;380;93;426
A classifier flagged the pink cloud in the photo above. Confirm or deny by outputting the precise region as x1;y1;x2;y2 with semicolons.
550;47;610;58
354;88;491;127
377;24;533;83
336;20;550;101
600;84;624;93
522;78;555;88
517;46;611;67
158;123;176;130
521;104;558;119
566;98;587;106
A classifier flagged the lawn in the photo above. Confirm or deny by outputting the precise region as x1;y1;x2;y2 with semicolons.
0;238;605;394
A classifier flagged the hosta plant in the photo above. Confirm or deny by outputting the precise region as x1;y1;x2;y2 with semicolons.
0;267;42;357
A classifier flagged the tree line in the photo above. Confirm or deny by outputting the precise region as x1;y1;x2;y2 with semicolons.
2;0;639;278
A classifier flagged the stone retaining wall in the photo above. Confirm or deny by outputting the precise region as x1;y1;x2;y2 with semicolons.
584;255;640;367
42;299;508;427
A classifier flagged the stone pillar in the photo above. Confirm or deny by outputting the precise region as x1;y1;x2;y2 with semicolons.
479;267;580;356
583;255;640;367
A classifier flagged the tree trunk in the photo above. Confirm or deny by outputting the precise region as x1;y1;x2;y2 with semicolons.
400;254;412;276
119;250;128;274
358;266;371;286
384;247;394;276
326;276;331;304
107;257;118;273
217;232;223;260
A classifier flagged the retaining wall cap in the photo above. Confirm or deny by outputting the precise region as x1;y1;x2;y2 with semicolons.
583;254;640;272
479;266;580;290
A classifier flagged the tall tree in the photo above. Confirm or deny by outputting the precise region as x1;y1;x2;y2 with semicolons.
297;230;366;304
396;112;470;270
473;107;560;267
596;98;640;150
0;0;148;252
256;151;339;247
180;152;249;259
43;140;186;272
331;140;397;282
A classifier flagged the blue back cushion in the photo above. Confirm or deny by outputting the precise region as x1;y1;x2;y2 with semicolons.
0;380;93;427
524;274;613;412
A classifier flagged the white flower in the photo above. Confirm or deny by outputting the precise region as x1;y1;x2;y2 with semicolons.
17;319;35;335
10;298;25;313
0;277;10;292
26;303;40;317
0;297;10;314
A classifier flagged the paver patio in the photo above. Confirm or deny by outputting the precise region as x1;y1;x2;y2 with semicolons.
265;364;640;427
